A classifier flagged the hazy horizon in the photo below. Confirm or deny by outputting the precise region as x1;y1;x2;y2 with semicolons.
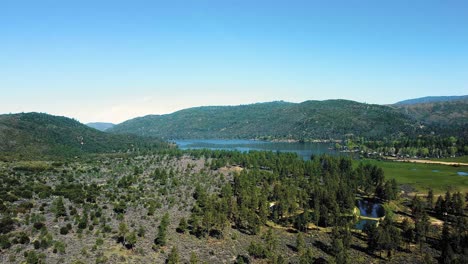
2;1;467;123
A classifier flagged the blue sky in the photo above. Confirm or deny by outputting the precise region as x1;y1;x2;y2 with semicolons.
1;0;467;123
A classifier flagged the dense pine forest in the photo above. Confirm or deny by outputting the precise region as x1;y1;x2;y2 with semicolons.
1;148;467;263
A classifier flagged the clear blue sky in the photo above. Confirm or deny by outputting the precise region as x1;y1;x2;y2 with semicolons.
1;0;467;123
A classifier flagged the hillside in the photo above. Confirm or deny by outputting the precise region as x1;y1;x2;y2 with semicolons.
109;100;424;140
392;98;468;136
0;112;169;159
86;122;115;131
394;95;468;105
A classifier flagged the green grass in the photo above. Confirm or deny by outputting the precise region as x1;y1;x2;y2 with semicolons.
434;155;468;163
360;159;468;195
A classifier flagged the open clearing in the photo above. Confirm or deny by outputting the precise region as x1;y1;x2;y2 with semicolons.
361;159;468;195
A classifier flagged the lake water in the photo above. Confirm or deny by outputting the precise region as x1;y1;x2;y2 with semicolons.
357;200;385;218
354;200;385;230
174;139;346;160
458;171;468;176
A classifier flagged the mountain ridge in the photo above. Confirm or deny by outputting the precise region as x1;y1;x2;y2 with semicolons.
108;99;426;140
0;112;169;159
394;95;468;105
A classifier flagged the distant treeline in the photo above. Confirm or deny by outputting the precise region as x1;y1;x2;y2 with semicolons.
337;135;468;158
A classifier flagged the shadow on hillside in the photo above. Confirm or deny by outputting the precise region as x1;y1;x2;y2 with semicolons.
350;244;385;260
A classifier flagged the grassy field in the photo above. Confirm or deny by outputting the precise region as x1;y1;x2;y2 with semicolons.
360;159;468;195
435;155;468;163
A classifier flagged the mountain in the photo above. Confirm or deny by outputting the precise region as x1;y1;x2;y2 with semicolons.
392;98;468;136
109;100;425;140
0;112;169;159
86;122;115;131
394;95;468;105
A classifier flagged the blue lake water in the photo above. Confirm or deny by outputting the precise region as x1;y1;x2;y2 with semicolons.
357;200;385;218
458;172;468;176
354;200;385;230
174;139;348;160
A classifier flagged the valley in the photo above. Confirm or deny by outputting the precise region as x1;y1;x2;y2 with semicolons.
0;97;467;264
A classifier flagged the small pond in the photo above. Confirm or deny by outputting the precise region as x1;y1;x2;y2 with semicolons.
357;199;385;218
458;171;468;176
354;199;385;230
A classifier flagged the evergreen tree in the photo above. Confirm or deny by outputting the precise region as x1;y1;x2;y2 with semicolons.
167;246;180;264
296;232;305;254
401;218;414;251
299;248;314;264
332;237;348;264
189;252;199;264
426;189;434;209
177;217;187;233
125;231;137;249
264;228;278;254
118;222;128;246
53;196;67;218
155;213;170;246
435;195;444;216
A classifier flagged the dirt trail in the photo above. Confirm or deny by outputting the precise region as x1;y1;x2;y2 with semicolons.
395;159;468;166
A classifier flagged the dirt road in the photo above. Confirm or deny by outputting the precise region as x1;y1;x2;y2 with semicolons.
396;159;468;166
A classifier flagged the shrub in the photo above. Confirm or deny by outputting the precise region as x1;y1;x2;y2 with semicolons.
60;226;69;235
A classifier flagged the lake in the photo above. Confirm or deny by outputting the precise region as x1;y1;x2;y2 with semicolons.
174;139;347;160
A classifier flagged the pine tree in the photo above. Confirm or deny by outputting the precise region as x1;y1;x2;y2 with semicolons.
296;232;305;254
167;246;180;264
299;248;314;264
155;213;170;246
118;222;128;246
53;196;67;218
125;231;137;249
332;237;348;264
177;217;187;233
189;252;198;264
401;218;414;251
426;189;434;209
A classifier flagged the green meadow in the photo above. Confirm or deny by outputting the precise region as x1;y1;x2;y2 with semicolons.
360;159;468;195
435;155;468;163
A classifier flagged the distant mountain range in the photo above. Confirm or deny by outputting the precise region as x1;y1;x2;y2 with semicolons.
108;97;468;140
392;96;468;135
394;95;468;105
108;100;423;140
0;96;465;159
0;113;168;159
86;122;115;131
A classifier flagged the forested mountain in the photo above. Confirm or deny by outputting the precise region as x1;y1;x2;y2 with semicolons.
0;112;169;159
109;100;425;140
392;98;468;137
86;122;115;131
394;95;468;105
393;98;468;126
